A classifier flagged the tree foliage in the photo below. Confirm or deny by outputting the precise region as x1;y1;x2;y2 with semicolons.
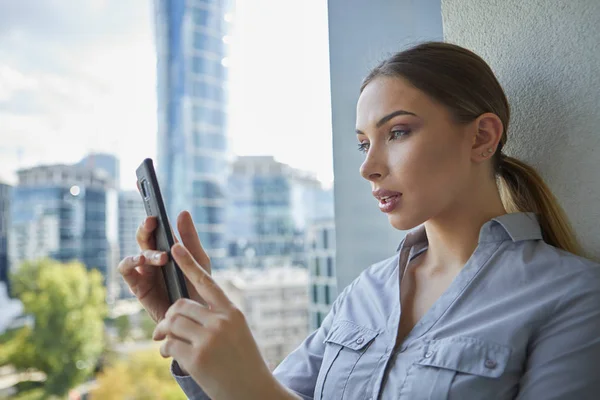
5;258;107;397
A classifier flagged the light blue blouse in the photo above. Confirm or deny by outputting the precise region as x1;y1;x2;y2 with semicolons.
173;212;600;399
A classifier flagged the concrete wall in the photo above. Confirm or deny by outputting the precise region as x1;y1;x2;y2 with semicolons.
442;0;600;261
327;0;443;290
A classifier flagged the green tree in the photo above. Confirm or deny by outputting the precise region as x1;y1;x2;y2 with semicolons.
6;258;107;397
91;349;186;400
113;314;132;341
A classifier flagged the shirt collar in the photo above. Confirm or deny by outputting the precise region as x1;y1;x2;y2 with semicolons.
397;212;543;251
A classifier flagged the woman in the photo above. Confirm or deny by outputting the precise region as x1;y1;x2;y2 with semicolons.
118;41;600;399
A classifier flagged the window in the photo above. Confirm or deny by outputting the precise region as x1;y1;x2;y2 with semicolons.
192;206;225;225
194;131;227;150
193;105;226;126
193;32;223;55
193;80;224;102
194;155;226;174
326;256;334;277
324;284;331;305
193;180;224;199
322;228;328;249
312;284;318;304
315;257;321;276
192;56;225;79
198;231;223;249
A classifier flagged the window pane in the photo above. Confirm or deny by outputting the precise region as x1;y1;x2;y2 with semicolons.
193;180;224;199
192;81;224;102
192;57;225;79
193;206;225;225
194;155;226;174
193;105;226;126
194;132;227;150
327;256;334;277
193;32;223;54
198;230;223;249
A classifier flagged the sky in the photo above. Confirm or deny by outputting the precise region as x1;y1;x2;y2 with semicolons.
0;0;334;190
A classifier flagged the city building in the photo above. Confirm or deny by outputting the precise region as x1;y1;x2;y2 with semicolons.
0;282;25;335
78;153;121;189
116;190;147;298
9;164;119;295
153;0;234;269
0;182;11;294
214;266;309;370
226;156;333;269
306;219;337;330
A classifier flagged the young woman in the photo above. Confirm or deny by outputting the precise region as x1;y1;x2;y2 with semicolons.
118;42;600;399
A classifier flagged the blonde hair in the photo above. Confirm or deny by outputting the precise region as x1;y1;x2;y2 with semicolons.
362;41;584;256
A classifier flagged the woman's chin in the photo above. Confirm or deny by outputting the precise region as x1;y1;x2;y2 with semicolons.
387;212;422;231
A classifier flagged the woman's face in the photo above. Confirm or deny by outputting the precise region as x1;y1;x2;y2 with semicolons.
356;76;477;231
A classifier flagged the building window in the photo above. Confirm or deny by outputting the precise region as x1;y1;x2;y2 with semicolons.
192;56;225;79
194;155;226;174
193;181;224;199
312;284;318;304
327;256;334;277
194;131;227;151
193;31;223;54
316;312;322;328
324;284;331;305
193;105;226;127
192;206;225;225
192;80;224;102
315;257;321;276
322;229;328;249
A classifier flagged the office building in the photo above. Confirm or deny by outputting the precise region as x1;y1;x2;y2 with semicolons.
214;266;309;370
78;153;121;189
227;156;333;269
154;0;234;269
306;219;337;330
0;182;11;294
9;164;119;292
117;190;147;298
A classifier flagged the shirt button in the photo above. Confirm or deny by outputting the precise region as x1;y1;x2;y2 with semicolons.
484;359;497;369
425;351;433;358
356;337;364;345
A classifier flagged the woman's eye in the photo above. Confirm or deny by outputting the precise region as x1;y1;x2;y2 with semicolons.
391;129;411;140
357;142;369;153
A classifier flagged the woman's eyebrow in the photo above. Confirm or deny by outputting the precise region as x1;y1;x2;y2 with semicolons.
356;109;417;135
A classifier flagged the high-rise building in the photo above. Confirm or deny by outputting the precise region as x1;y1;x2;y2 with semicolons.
306;219;337;330
0;182;11;294
78;153;121;189
214;266;309;370
117;190;147;298
9;164;119;293
153;0;233;269
227;156;333;269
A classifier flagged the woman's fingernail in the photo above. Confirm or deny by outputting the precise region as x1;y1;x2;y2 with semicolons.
132;255;140;263
153;252;162;261
173;244;186;257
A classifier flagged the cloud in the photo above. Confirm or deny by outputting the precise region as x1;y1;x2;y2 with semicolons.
0;0;157;189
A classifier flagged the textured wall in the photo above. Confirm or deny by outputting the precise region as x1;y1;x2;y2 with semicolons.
328;0;443;290
443;0;600;260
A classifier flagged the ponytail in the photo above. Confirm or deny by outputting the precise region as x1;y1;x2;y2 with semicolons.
497;155;584;256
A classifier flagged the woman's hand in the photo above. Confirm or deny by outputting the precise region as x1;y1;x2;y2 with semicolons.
117;211;210;324
152;242;299;400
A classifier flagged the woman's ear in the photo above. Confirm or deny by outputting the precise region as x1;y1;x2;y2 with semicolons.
471;113;503;162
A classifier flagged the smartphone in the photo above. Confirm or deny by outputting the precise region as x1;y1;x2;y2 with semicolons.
136;158;189;304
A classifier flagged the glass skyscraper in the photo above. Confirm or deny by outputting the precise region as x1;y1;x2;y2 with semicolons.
154;0;232;269
0;182;11;294
9;165;118;290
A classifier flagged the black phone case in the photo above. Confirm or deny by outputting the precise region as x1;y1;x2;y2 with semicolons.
136;158;189;304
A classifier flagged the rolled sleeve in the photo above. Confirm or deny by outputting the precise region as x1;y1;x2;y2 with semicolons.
171;360;212;400
516;271;600;400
